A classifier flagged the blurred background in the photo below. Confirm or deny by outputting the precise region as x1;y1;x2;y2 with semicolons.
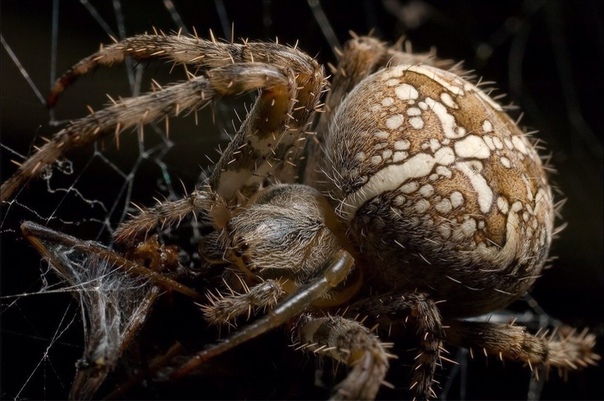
2;0;602;399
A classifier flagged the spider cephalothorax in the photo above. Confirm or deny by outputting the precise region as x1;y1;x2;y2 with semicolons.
3;32;598;400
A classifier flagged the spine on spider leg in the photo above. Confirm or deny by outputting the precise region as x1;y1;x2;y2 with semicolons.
204;65;297;199
4;35;326;202
47;35;322;107
46;35;227;107
541;327;600;372
201;279;286;326
3;64;311;203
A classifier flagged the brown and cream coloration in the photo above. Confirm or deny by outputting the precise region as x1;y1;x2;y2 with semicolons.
325;63;554;316
3;32;597;400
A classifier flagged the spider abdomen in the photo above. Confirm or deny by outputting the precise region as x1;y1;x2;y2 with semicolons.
325;64;555;316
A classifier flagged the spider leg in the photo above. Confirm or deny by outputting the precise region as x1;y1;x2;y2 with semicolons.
47;33;324;197
2;73;215;201
169;249;355;379
444;319;600;375
46;35;323;110
4;36;324;202
202;61;323;199
3;64;315;203
112;186;227;245
345;292;445;400
201;279;285;326
294;314;392;401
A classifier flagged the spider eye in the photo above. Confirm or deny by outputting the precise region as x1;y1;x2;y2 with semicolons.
75;357;92;370
233;237;249;256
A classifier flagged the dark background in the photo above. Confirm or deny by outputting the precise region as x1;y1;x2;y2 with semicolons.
1;0;602;400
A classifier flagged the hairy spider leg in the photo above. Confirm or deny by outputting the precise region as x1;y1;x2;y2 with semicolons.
2;34;325;202
47;34;325;195
2;76;216;202
345;292;600;399
294;314;392;400
344;292;445;400
170;249;354;379
201;279;286;326
444;319;600;375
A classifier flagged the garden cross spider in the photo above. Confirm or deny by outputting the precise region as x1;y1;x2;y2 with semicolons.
2;31;598;400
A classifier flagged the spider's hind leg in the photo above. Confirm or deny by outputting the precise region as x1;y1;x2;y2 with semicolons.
294;314;392;401
444;319;600;376
346;292;446;400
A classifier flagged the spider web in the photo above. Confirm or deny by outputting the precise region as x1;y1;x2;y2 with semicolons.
1;0;602;399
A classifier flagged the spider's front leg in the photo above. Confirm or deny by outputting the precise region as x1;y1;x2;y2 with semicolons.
2;34;325;202
0;63;285;201
170;248;356;379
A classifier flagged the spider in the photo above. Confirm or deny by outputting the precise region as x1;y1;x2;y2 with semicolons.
2;31;598;400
